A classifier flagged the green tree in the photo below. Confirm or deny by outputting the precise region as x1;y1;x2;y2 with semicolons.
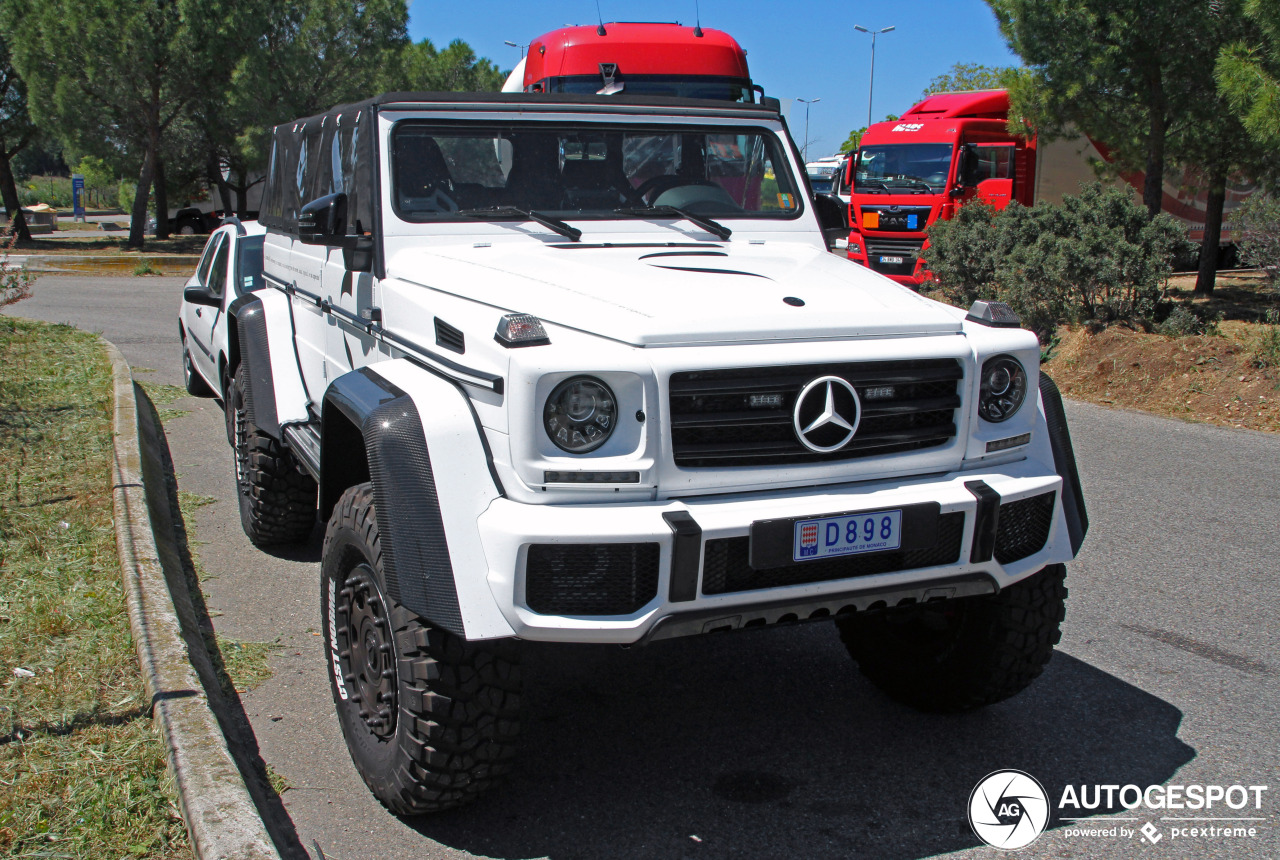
199;0;409;215
1173;0;1278;293
988;0;1217;217
1217;0;1280;149
922;63;1016;97
0;26;35;242
391;38;506;92
840;128;866;153
7;0;241;247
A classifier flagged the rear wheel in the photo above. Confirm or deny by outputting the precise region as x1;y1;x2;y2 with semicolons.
322;483;522;814
230;365;316;546
836;564;1067;712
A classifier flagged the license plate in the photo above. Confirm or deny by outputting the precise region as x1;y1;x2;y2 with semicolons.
879;255;904;265
793;509;903;562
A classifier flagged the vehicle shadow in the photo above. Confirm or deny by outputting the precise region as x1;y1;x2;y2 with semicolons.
410;624;1194;860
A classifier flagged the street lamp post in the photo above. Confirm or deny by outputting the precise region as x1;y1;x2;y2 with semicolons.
503;40;529;58
797;97;821;162
853;25;895;127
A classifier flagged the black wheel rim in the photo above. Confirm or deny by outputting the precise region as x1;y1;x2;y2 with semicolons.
335;563;397;737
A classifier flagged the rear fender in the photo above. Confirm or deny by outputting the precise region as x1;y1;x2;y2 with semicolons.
233;290;310;439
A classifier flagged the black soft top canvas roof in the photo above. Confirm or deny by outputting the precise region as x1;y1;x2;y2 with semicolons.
272;91;782;137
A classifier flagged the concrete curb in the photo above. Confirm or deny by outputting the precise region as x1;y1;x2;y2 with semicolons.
106;339;283;860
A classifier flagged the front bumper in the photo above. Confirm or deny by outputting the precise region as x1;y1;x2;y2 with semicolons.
478;454;1073;644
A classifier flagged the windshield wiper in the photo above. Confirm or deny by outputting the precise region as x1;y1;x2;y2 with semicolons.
457;206;581;242
856;180;891;192
614;205;732;241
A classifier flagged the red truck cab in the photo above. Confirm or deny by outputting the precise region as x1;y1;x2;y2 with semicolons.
846;90;1034;285
511;22;755;102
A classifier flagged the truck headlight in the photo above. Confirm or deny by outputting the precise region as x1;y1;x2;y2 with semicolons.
978;355;1027;423
544;376;617;453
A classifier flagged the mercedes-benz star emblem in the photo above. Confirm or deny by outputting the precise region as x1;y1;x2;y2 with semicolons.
793;376;861;453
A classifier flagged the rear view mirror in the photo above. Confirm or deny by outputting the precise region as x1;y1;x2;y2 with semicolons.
183;284;220;308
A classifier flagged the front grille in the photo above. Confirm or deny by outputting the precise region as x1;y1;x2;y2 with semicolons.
525;543;660;615
861;206;931;232
994;492;1056;563
669;359;962;467
702;512;966;594
866;238;926;275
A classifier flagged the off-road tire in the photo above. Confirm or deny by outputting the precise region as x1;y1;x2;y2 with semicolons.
230;365;316;546
322;483;522;815
836;564;1067;713
181;333;214;397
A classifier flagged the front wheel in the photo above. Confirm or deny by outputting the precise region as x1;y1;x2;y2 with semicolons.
230;365;316;546
322;483;522;814
836;564;1067;713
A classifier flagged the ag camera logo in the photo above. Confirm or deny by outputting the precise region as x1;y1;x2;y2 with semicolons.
969;770;1050;850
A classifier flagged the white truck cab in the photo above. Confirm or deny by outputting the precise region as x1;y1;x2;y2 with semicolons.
224;92;1086;814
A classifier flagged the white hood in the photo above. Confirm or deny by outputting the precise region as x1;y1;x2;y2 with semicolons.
388;241;962;346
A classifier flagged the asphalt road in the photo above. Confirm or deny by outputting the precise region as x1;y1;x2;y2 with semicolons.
9;274;1279;859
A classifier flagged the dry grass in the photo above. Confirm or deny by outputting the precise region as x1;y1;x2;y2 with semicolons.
1044;271;1280;432
0;317;189;858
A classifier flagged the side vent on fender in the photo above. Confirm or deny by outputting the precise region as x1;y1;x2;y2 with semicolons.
434;318;465;354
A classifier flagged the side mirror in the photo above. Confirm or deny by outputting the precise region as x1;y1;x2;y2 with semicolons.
813;192;850;231
183;284;221;308
298;192;348;245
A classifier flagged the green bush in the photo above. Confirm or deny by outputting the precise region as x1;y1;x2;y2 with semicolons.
922;183;1190;340
1155;304;1221;337
118;180;137;215
1228;192;1280;292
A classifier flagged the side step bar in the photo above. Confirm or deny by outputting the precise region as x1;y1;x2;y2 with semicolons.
640;573;998;644
282;422;321;482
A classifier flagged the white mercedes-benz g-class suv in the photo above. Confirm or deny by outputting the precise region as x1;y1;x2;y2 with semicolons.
226;92;1087;814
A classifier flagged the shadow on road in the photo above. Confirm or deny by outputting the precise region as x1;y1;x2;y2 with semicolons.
408;629;1193;860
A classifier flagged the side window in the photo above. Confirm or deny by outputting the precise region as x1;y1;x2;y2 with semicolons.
235;237;265;295
974;145;1015;181
207;235;230;298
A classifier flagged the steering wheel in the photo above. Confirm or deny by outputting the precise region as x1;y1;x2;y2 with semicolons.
634;176;719;204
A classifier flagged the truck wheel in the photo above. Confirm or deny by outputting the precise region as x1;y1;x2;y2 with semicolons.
230;365;317;546
181;333;213;397
322;483;522;814
836;564;1067;713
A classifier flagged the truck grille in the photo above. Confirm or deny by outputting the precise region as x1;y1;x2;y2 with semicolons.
669;359;963;467
702;511;966;594
866;238;926;275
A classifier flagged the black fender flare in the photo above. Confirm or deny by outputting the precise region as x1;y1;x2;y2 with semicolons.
232;295;281;440
1039;372;1088;555
321;367;465;637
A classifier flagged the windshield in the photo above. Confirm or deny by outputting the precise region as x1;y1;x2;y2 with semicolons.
542;76;754;103
855;143;954;192
390;122;802;222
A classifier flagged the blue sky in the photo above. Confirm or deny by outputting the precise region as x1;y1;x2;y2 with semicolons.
407;0;1021;159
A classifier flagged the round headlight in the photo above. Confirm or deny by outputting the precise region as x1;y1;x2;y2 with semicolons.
544;376;617;453
978;355;1028;423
